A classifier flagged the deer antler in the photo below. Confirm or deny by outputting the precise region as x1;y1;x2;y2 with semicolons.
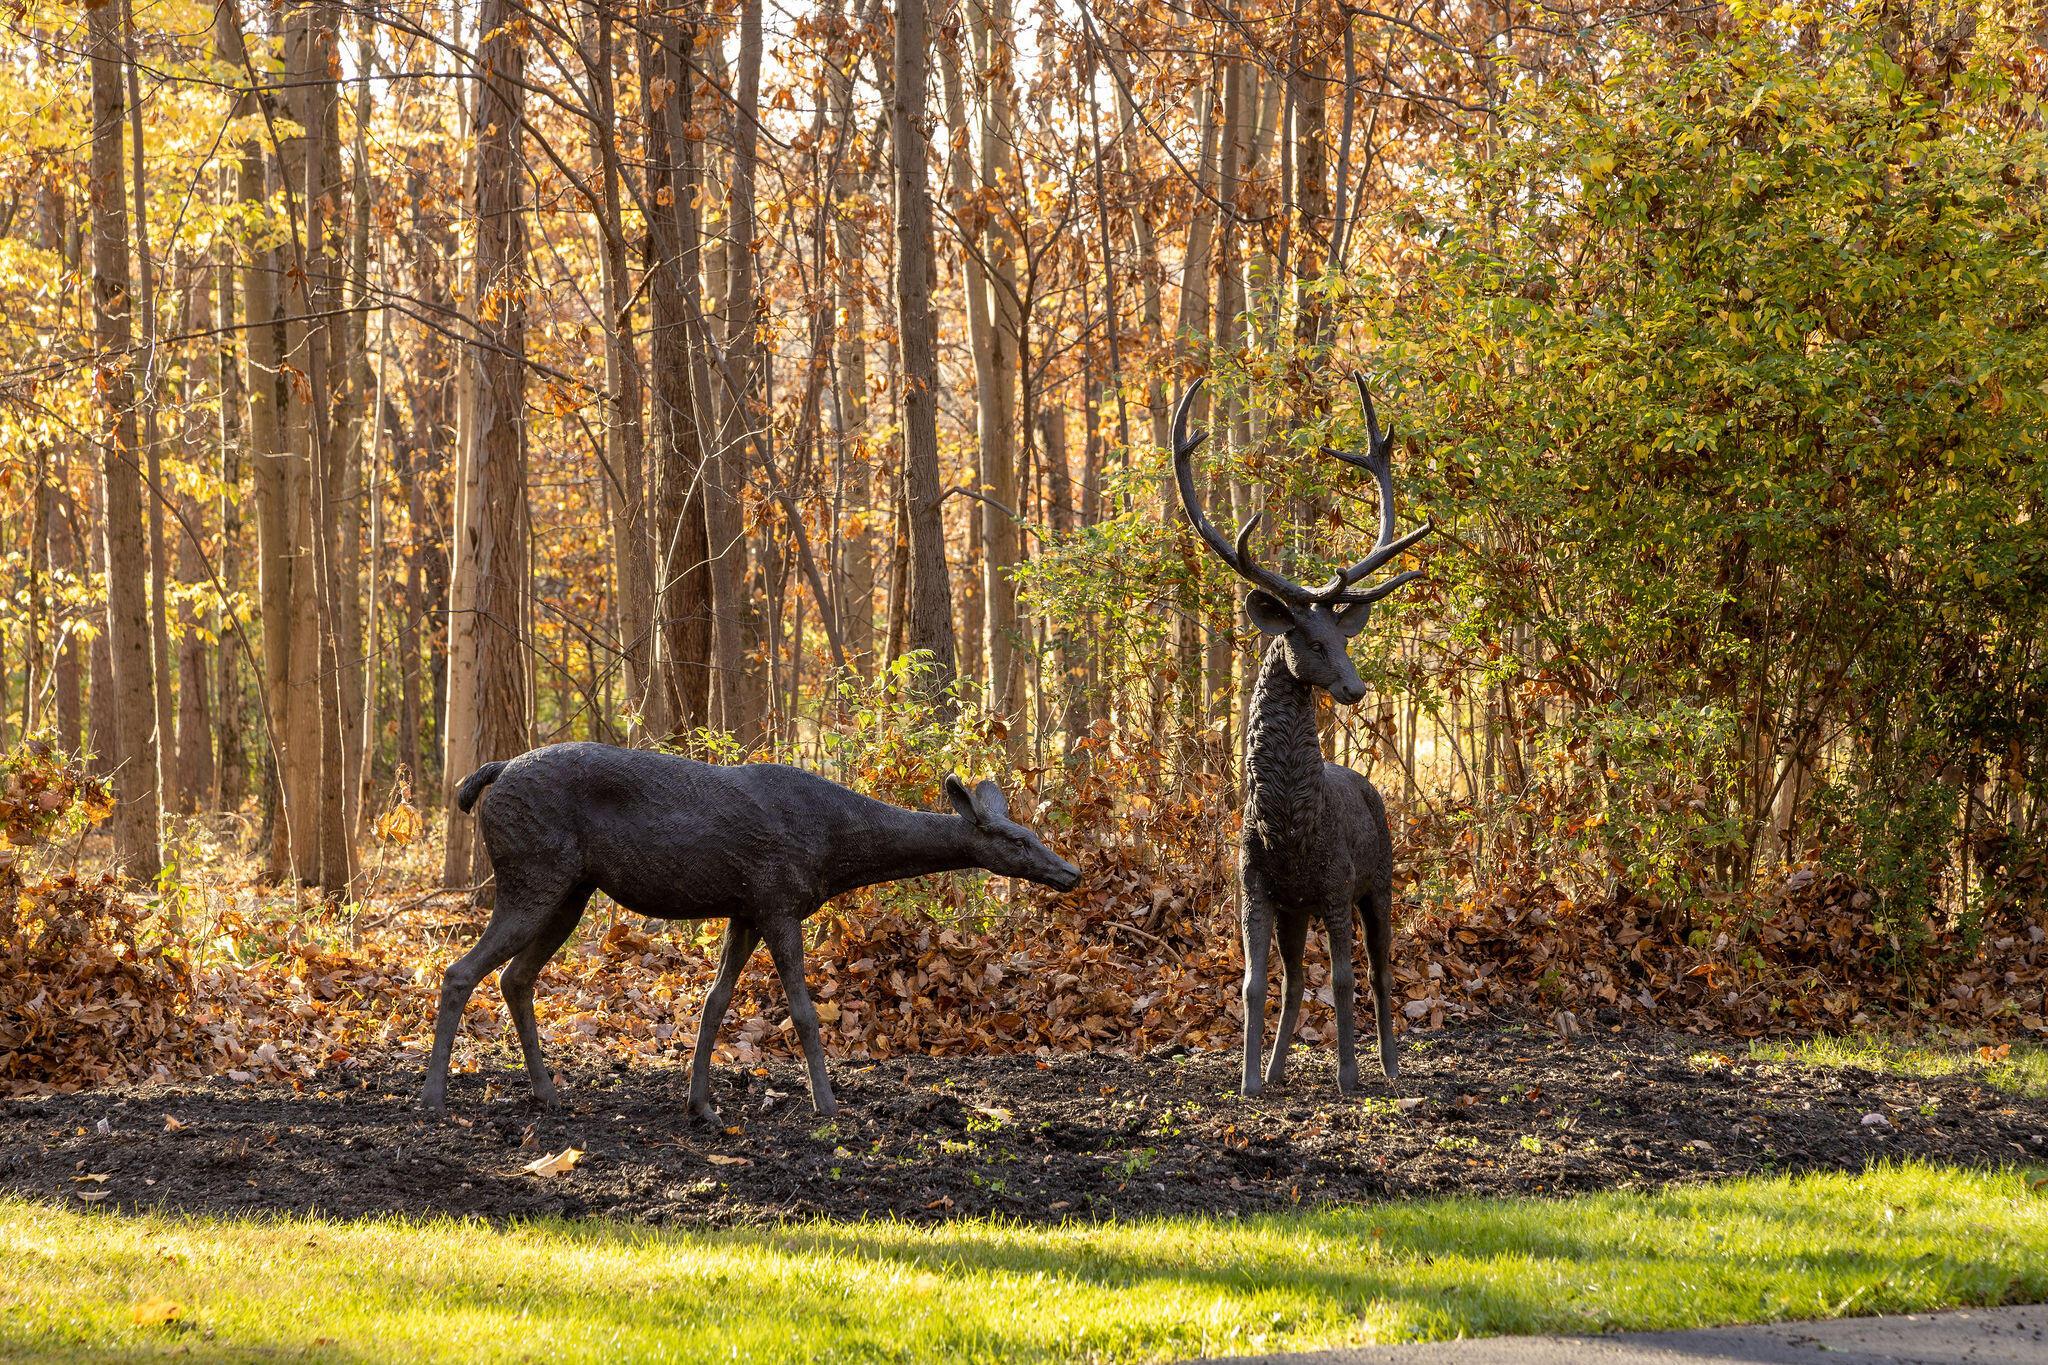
1172;381;1324;605
1171;374;1433;607
1316;373;1434;604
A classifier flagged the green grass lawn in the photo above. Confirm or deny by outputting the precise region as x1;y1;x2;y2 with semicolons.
1747;1034;2048;1097
2;1162;2043;1363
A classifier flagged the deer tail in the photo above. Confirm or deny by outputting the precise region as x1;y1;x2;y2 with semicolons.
455;760;510;814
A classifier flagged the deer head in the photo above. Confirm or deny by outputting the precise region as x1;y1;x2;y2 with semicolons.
944;775;1083;891
1172;373;1433;706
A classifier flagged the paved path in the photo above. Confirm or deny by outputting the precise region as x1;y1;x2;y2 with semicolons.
1208;1304;2048;1364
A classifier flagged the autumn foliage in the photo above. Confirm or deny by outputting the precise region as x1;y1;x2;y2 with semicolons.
2;5;2047;1097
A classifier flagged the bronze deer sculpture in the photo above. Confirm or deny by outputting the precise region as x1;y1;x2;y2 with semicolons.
424;743;1080;1122
1173;374;1432;1096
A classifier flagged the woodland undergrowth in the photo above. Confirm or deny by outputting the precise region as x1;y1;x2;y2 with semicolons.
3;734;2045;1098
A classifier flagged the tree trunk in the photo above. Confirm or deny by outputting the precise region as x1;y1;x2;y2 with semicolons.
642;13;713;736
51;484;83;756
88;0;161;877
937;25;995;695
711;0;768;746
978;0;1026;735
1041;408;1091;758
1212;58;1255;771
827;8;879;674
939;0;1025;733
1291;31;1331;353
174;263;216;811
1111;84;1167;466
26;444;47;742
120;0;177;836
891;0;958;701
405;161;455;796
214;0;297;873
395;421;423;793
53;205;86;757
301;1;355;888
274;3;331;884
212;159;247;809
89;486;116;783
584;0;658;741
1177;68;1222;762
338;20;373;841
444;0;533;895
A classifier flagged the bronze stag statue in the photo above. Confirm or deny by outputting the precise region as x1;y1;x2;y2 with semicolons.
1173;374;1433;1096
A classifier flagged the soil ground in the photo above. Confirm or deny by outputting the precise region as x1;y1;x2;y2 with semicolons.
4;1026;2044;1226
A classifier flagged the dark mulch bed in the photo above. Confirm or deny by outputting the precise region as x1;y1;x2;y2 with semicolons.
4;1027;2043;1226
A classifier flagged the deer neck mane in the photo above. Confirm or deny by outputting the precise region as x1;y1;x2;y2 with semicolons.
1242;638;1325;858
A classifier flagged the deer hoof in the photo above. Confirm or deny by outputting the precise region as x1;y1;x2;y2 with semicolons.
1240;1079;1264;1099
688;1103;723;1128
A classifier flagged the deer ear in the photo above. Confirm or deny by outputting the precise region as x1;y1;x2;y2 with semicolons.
943;774;979;821
1336;601;1375;638
973;779;1009;823
1245;590;1299;637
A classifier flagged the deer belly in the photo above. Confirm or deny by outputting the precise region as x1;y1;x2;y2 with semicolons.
591;843;762;921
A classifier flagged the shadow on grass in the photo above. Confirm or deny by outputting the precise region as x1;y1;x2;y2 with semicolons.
764;1187;2041;1297
480;1164;2048;1346
5;1163;2045;1362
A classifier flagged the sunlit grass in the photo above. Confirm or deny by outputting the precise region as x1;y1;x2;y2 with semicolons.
1749;1034;2048;1098
2;1163;2045;1362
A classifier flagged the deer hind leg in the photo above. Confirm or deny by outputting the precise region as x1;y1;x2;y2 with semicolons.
1264;913;1310;1088
1363;885;1399;1080
499;888;592;1110
762;915;837;1118
1240;893;1277;1097
687;918;761;1124
423;874;567;1115
1327;905;1362;1095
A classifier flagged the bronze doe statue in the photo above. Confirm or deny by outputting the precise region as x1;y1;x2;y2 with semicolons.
1173;374;1433;1096
424;743;1081;1122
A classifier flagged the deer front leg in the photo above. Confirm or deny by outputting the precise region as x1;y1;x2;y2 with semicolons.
1363;885;1399;1080
761;915;838;1118
1264;913;1309;1088
1327;905;1361;1095
1239;893;1276;1097
687;919;761;1125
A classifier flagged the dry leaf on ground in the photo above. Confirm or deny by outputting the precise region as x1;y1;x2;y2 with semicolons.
520;1147;584;1177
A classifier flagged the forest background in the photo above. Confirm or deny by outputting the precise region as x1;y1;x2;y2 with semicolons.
2;0;2047;1089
